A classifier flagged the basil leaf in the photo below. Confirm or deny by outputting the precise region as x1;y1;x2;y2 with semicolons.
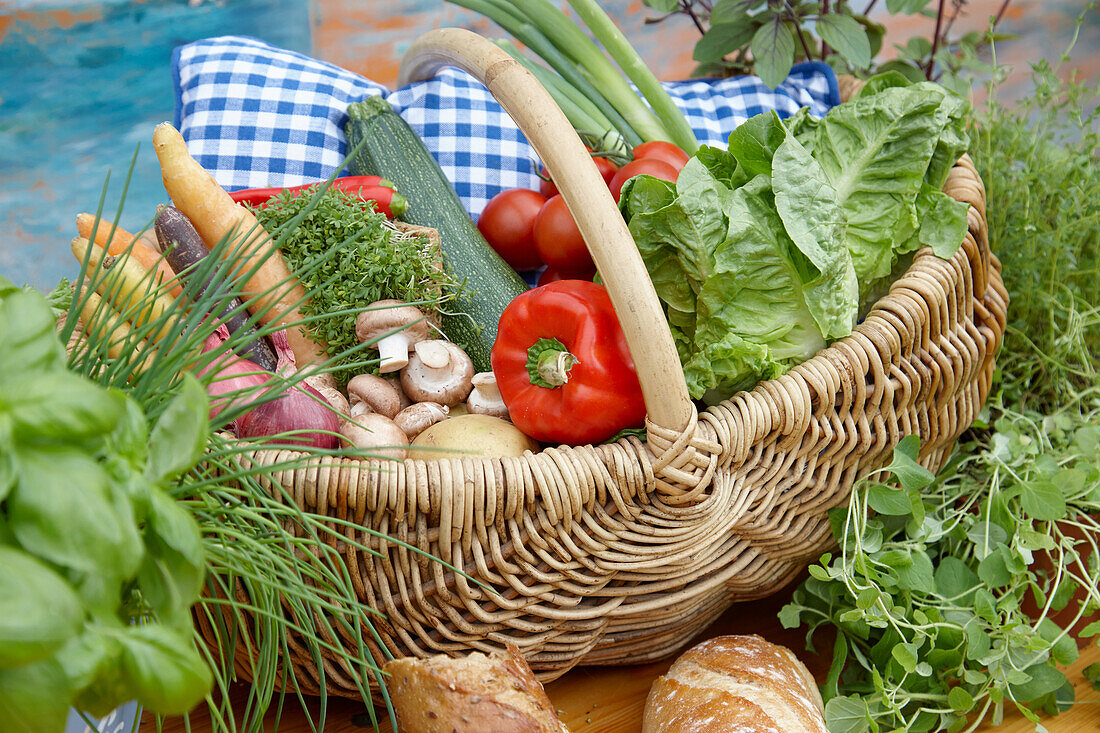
5;372;125;446
710;0;759;25
7;447;141;610
816;14;872;68
138;490;206;630
145;373;209;484
117;624;212;714
0;290;66;376
642;0;679;12
0;657;73;733
0;547;84;668
693;21;757;64
750;16;795;89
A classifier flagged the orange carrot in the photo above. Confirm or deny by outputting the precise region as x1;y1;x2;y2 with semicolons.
76;213;183;298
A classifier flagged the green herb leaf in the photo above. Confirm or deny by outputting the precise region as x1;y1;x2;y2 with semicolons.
137;489;206;631
693;22;757;63
1009;664;1069;703
116;624;212;715
884;435;935;493
816;14;872;69
868;483;914;515
145;373;209;484
934;556;978;602
824;695;872;733
0;289;67;376
1020;477;1067;522
947;686;974;711
750;17;795;89
0;547;84;668
8;446;141;611
0;658;73;733
4;372;125;446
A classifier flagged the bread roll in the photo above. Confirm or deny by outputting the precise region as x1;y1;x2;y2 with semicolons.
383;644;571;733
642;635;827;733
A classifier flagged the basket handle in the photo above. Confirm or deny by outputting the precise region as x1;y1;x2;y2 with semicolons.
398;28;694;438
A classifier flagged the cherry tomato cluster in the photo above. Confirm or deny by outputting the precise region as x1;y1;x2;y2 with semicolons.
476;141;689;285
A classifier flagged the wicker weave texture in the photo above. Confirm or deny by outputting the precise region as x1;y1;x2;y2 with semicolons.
202;148;1006;697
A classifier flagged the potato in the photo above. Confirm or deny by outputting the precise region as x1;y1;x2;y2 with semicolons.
408;414;538;460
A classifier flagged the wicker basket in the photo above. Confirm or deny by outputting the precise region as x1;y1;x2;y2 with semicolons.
202;29;1007;696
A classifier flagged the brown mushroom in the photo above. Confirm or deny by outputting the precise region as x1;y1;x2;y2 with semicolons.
393;402;449;439
466;372;509;420
340;413;408;460
355;300;431;373
400;340;475;407
346;373;402;419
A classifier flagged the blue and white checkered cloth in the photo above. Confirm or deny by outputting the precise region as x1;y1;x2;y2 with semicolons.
172;35;840;221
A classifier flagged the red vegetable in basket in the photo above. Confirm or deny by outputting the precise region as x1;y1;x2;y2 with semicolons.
477;188;546;271
632;141;690;172
533;195;594;275
229;176;407;218
491;280;645;445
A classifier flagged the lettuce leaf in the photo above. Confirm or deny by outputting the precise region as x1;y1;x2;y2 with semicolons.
622;73;972;402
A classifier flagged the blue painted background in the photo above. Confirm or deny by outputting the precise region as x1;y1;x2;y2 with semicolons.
0;0;314;291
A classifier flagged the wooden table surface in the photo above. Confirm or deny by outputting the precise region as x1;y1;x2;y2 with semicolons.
150;582;1100;732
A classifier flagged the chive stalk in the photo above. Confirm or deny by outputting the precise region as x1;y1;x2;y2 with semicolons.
565;0;699;153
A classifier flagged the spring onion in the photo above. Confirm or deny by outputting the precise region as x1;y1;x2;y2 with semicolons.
448;0;645;147
507;0;671;142
565;0;699;153
496;40;630;156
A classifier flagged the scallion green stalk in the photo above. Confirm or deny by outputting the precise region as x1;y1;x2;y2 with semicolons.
565;0;699;153
500;0;672;143
447;0;644;146
496;40;629;156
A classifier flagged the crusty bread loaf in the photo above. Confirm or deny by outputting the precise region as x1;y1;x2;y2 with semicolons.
642;635;828;733
383;644;571;733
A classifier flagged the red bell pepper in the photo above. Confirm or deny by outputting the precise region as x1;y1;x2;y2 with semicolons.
228;175;407;218
491;279;646;445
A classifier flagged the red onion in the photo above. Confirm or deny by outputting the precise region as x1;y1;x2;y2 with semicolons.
199;329;270;423
236;380;340;450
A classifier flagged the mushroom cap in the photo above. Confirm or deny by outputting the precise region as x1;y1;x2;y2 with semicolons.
355;300;431;344
394;402;449;438
346;373;402;419
340;413;408;460
400;340;475;406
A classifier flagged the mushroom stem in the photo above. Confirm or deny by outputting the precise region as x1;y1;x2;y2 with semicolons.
377;333;413;373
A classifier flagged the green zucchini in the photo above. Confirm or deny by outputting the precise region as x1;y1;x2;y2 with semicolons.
345;96;529;372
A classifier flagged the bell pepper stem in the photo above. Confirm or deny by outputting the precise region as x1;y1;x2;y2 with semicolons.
526;337;578;388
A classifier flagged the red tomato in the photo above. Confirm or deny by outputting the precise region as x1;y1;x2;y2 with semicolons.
632;140;690;172
477;188;547;271
533;195;594;274
538;264;595;287
608;158;680;201
538;152;619;198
